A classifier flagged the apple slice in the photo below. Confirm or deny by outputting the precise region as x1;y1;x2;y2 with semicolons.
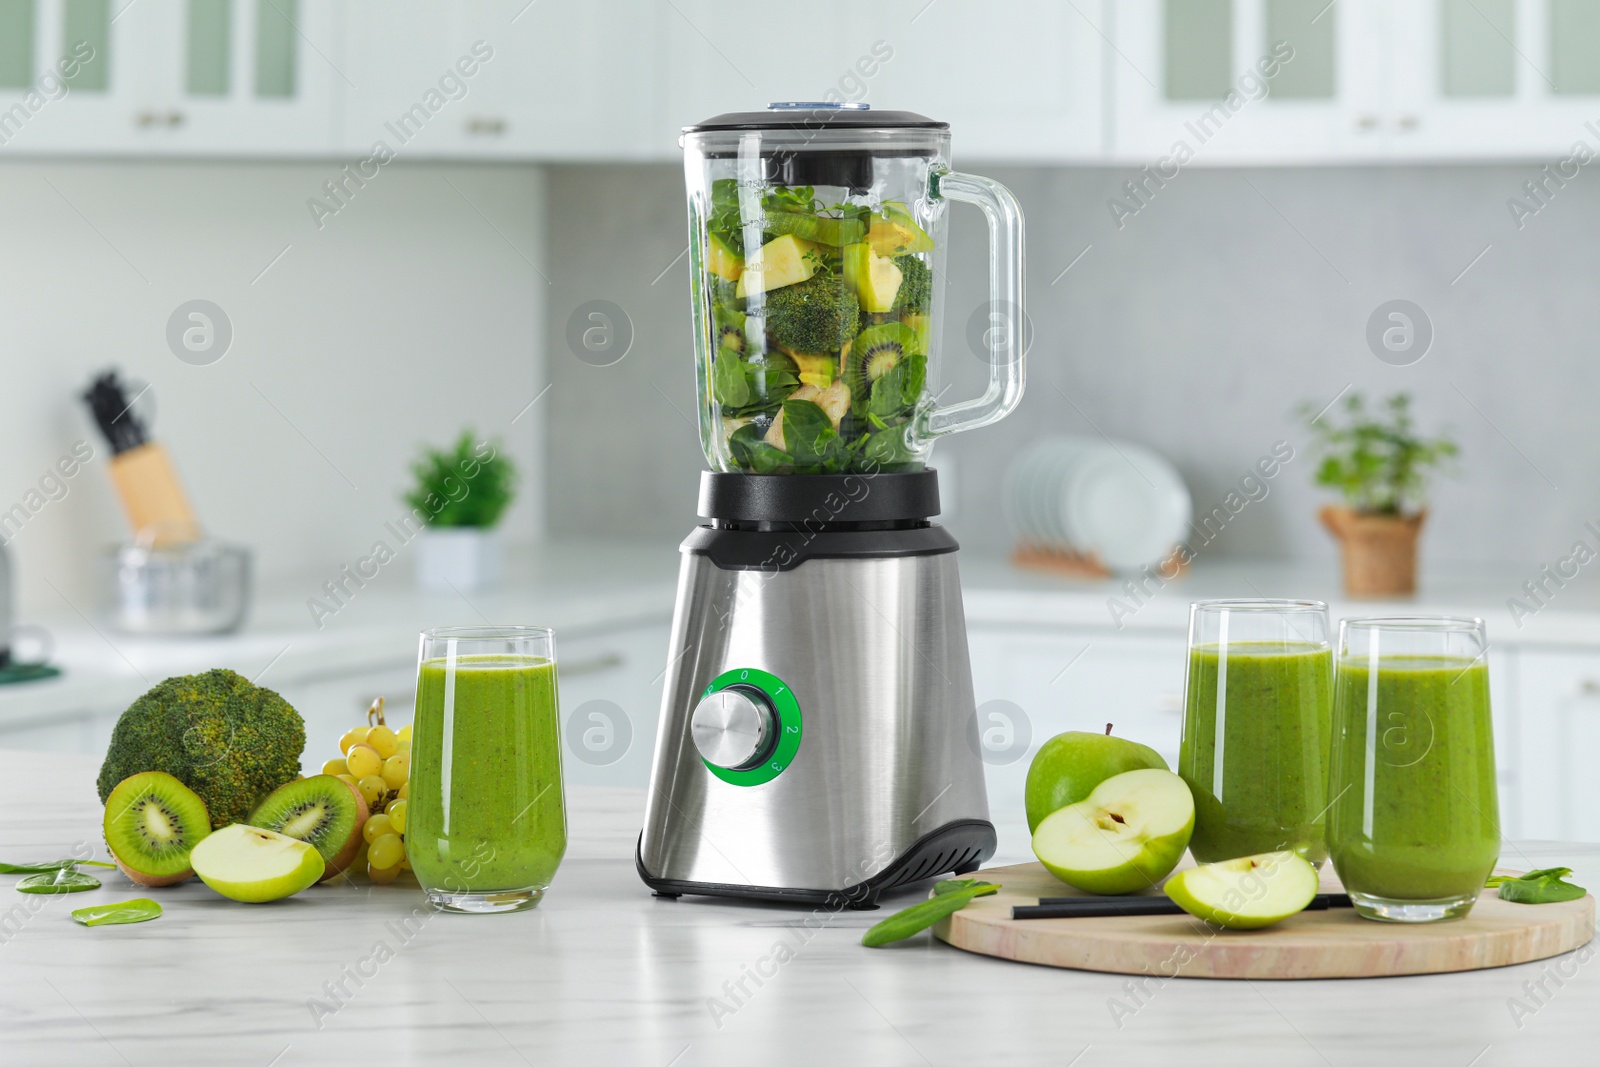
1032;768;1195;895
1164;851;1319;930
190;824;326;903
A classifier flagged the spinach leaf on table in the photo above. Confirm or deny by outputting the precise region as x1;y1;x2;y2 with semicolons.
1493;867;1587;905
17;868;100;894
72;899;162;927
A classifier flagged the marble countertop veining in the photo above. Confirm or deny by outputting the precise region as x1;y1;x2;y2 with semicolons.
1;750;1597;1066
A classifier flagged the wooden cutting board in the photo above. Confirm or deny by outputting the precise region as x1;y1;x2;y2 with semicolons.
936;862;1595;980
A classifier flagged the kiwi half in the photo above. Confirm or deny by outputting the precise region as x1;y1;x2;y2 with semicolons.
102;771;211;887
844;321;920;399
247;775;367;882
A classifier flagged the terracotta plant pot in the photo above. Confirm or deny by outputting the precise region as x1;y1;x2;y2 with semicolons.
1319;505;1426;598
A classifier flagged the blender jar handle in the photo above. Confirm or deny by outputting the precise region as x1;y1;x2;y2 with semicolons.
918;169;1026;440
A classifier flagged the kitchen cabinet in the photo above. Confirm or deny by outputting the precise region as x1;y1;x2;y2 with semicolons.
340;0;658;160
1110;0;1388;162
1112;0;1600;162
0;0;339;156
860;0;1106;161
1511;648;1600;844
1386;0;1600;159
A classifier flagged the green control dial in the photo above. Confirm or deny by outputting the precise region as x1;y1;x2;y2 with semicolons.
696;668;802;786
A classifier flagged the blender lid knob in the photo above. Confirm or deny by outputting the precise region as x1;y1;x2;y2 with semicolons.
690;685;776;771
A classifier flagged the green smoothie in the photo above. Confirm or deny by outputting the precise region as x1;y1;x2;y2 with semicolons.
1327;657;1499;903
1180;642;1333;865
408;654;566;895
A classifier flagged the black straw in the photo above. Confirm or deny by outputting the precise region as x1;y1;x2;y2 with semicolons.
1013;893;1352;920
81;370;148;455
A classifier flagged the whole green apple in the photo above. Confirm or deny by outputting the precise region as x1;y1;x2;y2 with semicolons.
1025;725;1169;832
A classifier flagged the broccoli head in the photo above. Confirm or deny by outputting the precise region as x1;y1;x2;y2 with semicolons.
892;255;932;317
765;273;860;353
96;669;306;829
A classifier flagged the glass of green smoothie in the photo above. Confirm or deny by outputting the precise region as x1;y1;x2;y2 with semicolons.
1327;617;1499;923
409;625;567;914
1180;599;1334;866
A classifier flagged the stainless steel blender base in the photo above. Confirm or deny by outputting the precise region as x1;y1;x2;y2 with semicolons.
638;544;994;905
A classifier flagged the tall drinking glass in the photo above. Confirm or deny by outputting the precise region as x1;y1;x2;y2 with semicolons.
1328;617;1499;922
409;626;567;914
1180;600;1333;865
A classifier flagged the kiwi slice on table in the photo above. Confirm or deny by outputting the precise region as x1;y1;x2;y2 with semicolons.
247;775;368;882
102;771;212;887
844;321;921;399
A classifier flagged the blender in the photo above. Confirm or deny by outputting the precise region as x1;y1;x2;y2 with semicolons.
636;102;1025;906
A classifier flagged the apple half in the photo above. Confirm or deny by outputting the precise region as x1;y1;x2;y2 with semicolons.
190;824;326;903
1032;768;1195;895
1164;851;1319;930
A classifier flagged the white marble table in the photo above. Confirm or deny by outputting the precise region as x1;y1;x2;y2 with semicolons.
2;750;1596;1066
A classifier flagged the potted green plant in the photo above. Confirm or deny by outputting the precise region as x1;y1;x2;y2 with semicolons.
404;431;516;591
1298;392;1458;597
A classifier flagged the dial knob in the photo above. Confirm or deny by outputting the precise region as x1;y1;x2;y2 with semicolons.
690;685;775;771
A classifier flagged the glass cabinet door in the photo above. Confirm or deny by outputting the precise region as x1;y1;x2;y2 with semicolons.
1389;0;1600;158
0;0;151;153
1111;0;1386;161
141;0;338;154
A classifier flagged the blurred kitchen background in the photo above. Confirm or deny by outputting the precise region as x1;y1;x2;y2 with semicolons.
6;0;1600;849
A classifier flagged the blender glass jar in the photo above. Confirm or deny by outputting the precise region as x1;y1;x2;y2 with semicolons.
681;103;1024;475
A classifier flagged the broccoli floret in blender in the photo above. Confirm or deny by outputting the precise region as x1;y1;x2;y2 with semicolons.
763;273;860;354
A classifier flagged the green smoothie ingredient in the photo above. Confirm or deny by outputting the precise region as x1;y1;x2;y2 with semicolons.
409;655;566;895
17;869;100;894
1491;867;1587;905
72;899;162;926
862;880;998;947
0;858;114;874
702;179;937;474
1181;642;1332;865
1327;657;1499;904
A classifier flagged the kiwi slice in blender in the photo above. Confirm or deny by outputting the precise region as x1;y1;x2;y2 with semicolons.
102;771;212;887
247;775;368;882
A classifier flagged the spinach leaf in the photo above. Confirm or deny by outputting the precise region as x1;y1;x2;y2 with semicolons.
1495;867;1587;905
728;423;792;474
861;427;917;471
17;869;100;894
867;353;927;422
764;184;816;214
862;880;998;947
780;399;839;467
712;349;750;410
708;178;744;253
0;859;81;875
72;898;162;927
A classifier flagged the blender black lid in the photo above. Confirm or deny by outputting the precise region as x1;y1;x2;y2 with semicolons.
684;102;948;133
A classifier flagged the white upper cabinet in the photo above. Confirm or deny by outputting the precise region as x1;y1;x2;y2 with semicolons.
0;0;339;156
1387;0;1600;159
1111;0;1387;162
6;0;1600;161
863;0;1106;161
652;0;885;153
341;0;657;160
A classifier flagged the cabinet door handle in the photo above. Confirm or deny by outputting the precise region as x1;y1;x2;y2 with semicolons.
134;110;158;127
466;117;507;135
166;111;185;127
1354;114;1379;131
1394;114;1419;131
562;653;624;677
1580;679;1600;696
